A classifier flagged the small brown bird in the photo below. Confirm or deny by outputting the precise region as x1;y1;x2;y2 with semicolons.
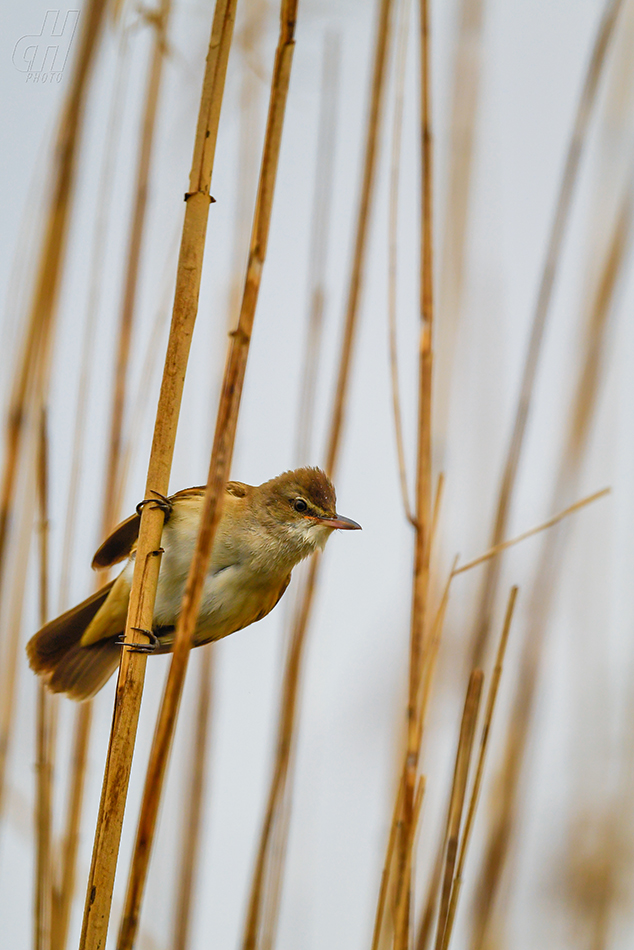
27;467;360;701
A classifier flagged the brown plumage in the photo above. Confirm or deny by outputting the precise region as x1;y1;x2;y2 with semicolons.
27;468;361;700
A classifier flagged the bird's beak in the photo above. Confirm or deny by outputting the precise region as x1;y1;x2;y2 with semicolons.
308;513;362;531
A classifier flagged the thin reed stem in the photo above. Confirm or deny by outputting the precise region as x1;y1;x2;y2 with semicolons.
371;773;407;950
452;488;610;577
116;4;297;946
79;2;237;946
433;671;484;950
440;587;517;950
53;20;168;947
170;646;214;950
324;0;395;476
295;31;341;465
469;0;626;667
106;0;173;530
0;0;108;597
394;0;434;939
435;0;485;451
388;0;415;524
470;176;632;950
35;409;53;950
241;2;395;946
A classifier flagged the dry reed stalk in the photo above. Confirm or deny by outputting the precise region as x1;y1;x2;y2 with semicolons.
371;774;407;950
434;0;484;451
115;3;297;946
57;29;133;612
393;0;434;940
388;0;415;523
169;645;214;950
468;0;626;668
439;587;517;950
415;831;444;950
240;3;395;946
79;2;237;945
35;409;54;950
324;0;395;475
295;31;341;464
452;488;610;576
432;671;483;950
107;0;173;528
0;0;108;597
241;36;344;949
394;778;427;946
470;188;631;950
227;0;269;328
241;555;318;950
0;0;108;855
116;228;182;505
373;563;455;950
0;431;38;827
52;22;169;946
51;702;91;950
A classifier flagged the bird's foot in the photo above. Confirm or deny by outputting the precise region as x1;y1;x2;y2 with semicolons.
117;627;161;654
136;490;172;518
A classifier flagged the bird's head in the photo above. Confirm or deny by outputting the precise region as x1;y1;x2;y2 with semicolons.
257;466;361;561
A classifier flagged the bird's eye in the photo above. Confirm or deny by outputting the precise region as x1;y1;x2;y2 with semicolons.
294;498;308;513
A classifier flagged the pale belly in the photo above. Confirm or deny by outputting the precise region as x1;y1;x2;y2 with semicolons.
121;523;284;646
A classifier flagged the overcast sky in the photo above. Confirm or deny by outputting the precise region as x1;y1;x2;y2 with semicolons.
2;1;634;948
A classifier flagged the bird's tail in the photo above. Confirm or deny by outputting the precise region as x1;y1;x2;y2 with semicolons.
27;581;123;701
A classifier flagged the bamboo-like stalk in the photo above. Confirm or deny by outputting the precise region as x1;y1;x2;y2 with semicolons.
295;31;341;465
35;409;53;950
79;2;237;946
469;186;632;950
241;2;395;946
468;0;626;668
115;3;297;946
170;645;214;950
388;0;414;523
432;670;484;950
440;587;517;950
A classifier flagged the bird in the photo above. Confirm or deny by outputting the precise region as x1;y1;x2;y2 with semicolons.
27;467;361;701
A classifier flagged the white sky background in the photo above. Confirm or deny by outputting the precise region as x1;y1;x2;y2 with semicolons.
2;0;634;948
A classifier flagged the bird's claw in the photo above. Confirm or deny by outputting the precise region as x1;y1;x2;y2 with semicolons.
117;627;161;654
136;490;172;518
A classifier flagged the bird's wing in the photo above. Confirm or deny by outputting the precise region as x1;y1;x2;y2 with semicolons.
91;483;250;571
91;486;208;569
91;512;142;569
80;571;132;646
231;573;292;633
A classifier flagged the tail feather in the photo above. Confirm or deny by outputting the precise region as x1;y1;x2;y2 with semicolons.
46;638;122;701
27;580;122;701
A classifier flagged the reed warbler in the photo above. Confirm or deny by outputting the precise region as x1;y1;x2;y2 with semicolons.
27;467;360;700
